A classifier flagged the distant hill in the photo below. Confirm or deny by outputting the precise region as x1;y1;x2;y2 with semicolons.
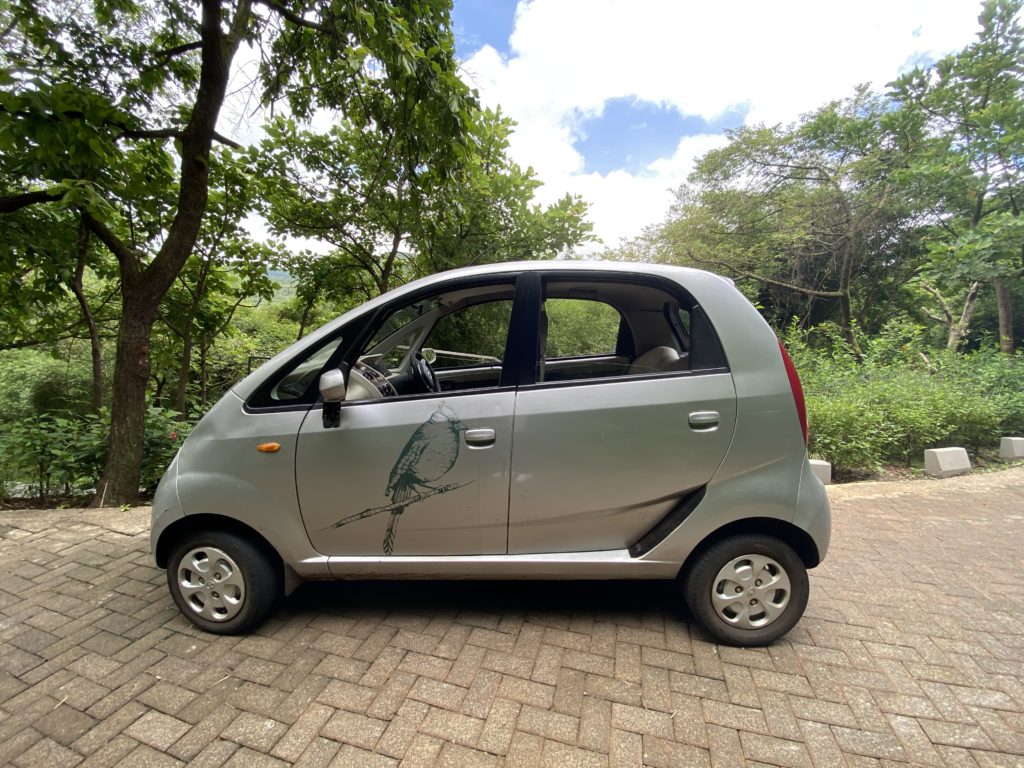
267;270;295;302
268;269;294;284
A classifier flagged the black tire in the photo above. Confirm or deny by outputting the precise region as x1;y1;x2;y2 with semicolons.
166;531;281;635
683;534;808;647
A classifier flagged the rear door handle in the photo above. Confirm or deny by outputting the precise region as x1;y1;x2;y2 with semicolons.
688;410;720;430
464;428;496;446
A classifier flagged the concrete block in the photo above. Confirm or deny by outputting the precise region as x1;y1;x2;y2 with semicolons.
1001;437;1024;460
809;459;831;485
924;447;971;478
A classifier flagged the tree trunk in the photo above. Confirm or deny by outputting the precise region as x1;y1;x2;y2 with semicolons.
297;299;313;341
994;277;1014;354
174;262;208;415
70;221;104;412
174;334;194;415
838;292;860;357
200;331;209;406
94;300;155;506
91;0;251;505
947;281;982;351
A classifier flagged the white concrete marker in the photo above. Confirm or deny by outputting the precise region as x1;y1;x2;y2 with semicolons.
1000;437;1024;460
809;459;832;485
924;447;971;479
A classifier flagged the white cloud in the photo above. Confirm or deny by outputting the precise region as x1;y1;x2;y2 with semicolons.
460;0;981;249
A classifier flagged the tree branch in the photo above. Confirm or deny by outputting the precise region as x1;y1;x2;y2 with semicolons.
694;254;844;298
154;40;203;60
213;131;243;149
118;127;181;141
919;281;954;325
0;188;64;213
143;41;203;73
118;126;241;149
253;0;324;30
80;210;139;277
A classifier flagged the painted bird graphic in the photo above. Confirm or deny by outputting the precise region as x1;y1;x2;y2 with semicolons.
381;403;466;554
324;402;472;554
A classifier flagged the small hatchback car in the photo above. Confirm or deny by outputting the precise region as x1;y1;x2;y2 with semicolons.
152;261;829;646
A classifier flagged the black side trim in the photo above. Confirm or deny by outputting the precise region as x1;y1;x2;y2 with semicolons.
628;485;707;558
506;272;542;386
689;306;728;371
517;367;729;393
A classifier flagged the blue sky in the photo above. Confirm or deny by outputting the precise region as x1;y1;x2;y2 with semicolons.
451;0;518;60
575;100;748;175
452;0;981;248
450;1;751;177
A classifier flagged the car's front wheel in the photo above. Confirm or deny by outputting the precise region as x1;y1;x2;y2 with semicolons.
167;531;280;634
683;534;808;646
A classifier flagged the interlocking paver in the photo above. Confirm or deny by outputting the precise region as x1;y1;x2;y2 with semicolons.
0;468;1022;765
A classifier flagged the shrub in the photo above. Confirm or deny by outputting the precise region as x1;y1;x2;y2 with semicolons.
786;320;1023;479
0;407;192;499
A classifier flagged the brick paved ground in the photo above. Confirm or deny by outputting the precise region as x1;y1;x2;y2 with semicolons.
0;467;1022;767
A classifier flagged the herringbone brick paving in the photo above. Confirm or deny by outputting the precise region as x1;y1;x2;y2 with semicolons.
0;467;1022;767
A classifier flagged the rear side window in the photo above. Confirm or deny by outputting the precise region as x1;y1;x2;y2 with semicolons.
544;299;621;357
534;276;728;384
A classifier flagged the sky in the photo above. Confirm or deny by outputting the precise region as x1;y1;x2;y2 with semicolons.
449;0;983;250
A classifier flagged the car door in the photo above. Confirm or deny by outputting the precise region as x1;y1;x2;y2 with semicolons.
508;275;737;554
295;279;520;558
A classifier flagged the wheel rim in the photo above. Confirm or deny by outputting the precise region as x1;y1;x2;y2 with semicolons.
177;546;245;622
711;554;791;629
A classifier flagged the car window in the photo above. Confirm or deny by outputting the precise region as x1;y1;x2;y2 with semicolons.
425;300;513;368
377;327;419;370
544;299;621;358
537;280;702;384
269;335;346;402
367;299;440;349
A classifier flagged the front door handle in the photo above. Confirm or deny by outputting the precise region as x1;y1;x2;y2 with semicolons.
688;410;720;430
464;428;496;446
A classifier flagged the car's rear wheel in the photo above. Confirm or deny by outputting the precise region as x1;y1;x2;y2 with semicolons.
167;531;280;634
683;534;808;646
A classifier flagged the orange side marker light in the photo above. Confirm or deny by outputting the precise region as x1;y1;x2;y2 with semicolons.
256;442;281;453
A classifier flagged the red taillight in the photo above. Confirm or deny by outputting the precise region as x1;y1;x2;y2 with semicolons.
777;340;808;444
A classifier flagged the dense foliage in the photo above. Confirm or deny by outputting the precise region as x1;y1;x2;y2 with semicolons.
786;321;1024;477
611;0;1024;356
0;0;592;502
1;0;1022;500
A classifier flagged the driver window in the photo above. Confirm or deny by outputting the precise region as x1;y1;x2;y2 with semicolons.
425;301;513;369
351;281;517;400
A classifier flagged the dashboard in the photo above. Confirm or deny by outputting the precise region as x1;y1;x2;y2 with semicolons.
347;361;399;400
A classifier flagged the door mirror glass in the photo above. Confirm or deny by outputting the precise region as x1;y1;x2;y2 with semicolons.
420;347;438;365
319;369;347;402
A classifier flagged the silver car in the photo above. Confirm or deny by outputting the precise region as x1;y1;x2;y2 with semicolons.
151;261;829;646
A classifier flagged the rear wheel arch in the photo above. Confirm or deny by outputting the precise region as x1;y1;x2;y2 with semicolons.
679;516;822;581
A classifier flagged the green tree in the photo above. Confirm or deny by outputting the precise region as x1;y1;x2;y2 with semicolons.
411;108;593;275
645;89;918;350
256;104;592;306
889;0;1024;352
0;0;475;503
159;150;280;414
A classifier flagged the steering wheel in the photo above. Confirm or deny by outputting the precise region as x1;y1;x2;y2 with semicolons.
413;351;440;393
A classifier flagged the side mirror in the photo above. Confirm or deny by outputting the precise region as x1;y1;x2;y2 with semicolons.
320;369;346;429
319;369;347;402
420;347;438;365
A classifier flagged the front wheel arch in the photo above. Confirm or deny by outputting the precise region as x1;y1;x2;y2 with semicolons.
156;513;282;574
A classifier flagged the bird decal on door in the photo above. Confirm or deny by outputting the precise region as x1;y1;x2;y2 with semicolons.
326;403;472;554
